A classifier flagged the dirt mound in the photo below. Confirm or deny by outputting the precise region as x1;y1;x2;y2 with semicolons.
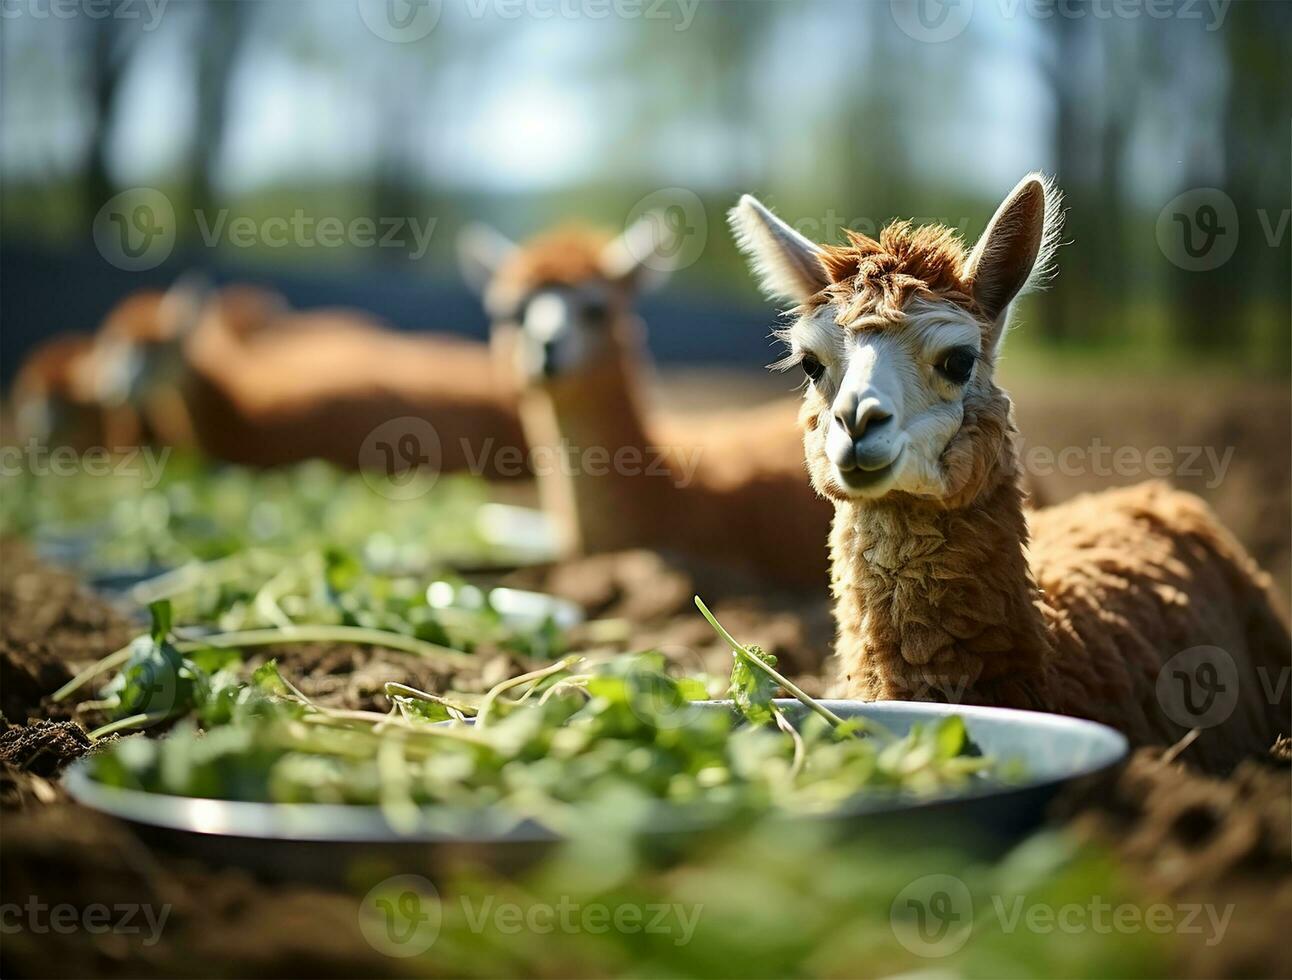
0;540;132;723
0;720;93;776
1062;747;1292;978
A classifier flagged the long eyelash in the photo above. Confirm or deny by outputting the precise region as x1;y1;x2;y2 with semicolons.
767;325;802;373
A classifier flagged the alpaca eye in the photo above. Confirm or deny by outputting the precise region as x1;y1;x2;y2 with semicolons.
801;354;825;383
937;348;976;384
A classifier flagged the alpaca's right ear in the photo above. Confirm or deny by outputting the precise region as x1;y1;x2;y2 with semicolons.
965;172;1063;329
457;223;518;294
727;194;828;305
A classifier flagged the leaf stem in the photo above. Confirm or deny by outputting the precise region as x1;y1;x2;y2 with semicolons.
476;655;583;728
695;595;847;729
88;711;172;740
175;625;476;667
51;645;134;703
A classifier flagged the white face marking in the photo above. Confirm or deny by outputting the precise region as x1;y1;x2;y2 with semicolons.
794;297;984;499
515;285;611;382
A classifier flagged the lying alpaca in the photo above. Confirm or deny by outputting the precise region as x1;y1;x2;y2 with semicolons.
71;280;527;475
459;221;834;590
9;333;103;449
731;174;1290;770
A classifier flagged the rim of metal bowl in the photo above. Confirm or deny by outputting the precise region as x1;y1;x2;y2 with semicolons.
64;699;1127;845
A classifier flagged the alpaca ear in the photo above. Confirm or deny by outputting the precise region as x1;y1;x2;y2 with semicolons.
159;271;214;339
457;223;518;294
599;212;674;293
728;193;828;305
965;172;1063;333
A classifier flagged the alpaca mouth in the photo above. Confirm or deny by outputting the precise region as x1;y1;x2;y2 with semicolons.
835;445;905;495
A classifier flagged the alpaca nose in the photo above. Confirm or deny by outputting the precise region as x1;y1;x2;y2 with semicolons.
834;395;893;443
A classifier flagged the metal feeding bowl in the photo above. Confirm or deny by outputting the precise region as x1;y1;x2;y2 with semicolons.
65;701;1127;881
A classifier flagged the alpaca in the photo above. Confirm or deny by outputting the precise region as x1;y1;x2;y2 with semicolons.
730;174;1290;771
458;220;835;590
8;333;104;449
68;280;528;475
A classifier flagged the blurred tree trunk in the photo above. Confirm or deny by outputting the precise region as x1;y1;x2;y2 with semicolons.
189;2;249;217
83;20;130;218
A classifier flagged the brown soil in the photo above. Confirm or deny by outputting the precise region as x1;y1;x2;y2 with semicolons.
0;540;133;725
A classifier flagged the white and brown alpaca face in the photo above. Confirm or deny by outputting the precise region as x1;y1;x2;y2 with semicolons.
91;276;209;408
730;174;1062;506
457;218;672;388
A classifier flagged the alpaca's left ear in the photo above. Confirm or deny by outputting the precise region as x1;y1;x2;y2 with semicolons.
600;213;674;293
458;223;518;295
965;172;1064;340
728;194;828;305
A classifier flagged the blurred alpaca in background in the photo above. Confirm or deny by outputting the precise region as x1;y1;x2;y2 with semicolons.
9;333;103;449
9;279;528;476
459;219;835;590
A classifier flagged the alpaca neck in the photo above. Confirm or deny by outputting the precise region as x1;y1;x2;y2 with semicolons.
831;431;1054;706
520;346;675;556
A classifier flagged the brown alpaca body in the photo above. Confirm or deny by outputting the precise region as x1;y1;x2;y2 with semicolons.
58;285;527;474
831;427;1290;772
522;346;832;590
731;174;1290;770
182;289;526;474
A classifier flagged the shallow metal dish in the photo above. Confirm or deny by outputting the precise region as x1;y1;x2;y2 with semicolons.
65;700;1127;879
